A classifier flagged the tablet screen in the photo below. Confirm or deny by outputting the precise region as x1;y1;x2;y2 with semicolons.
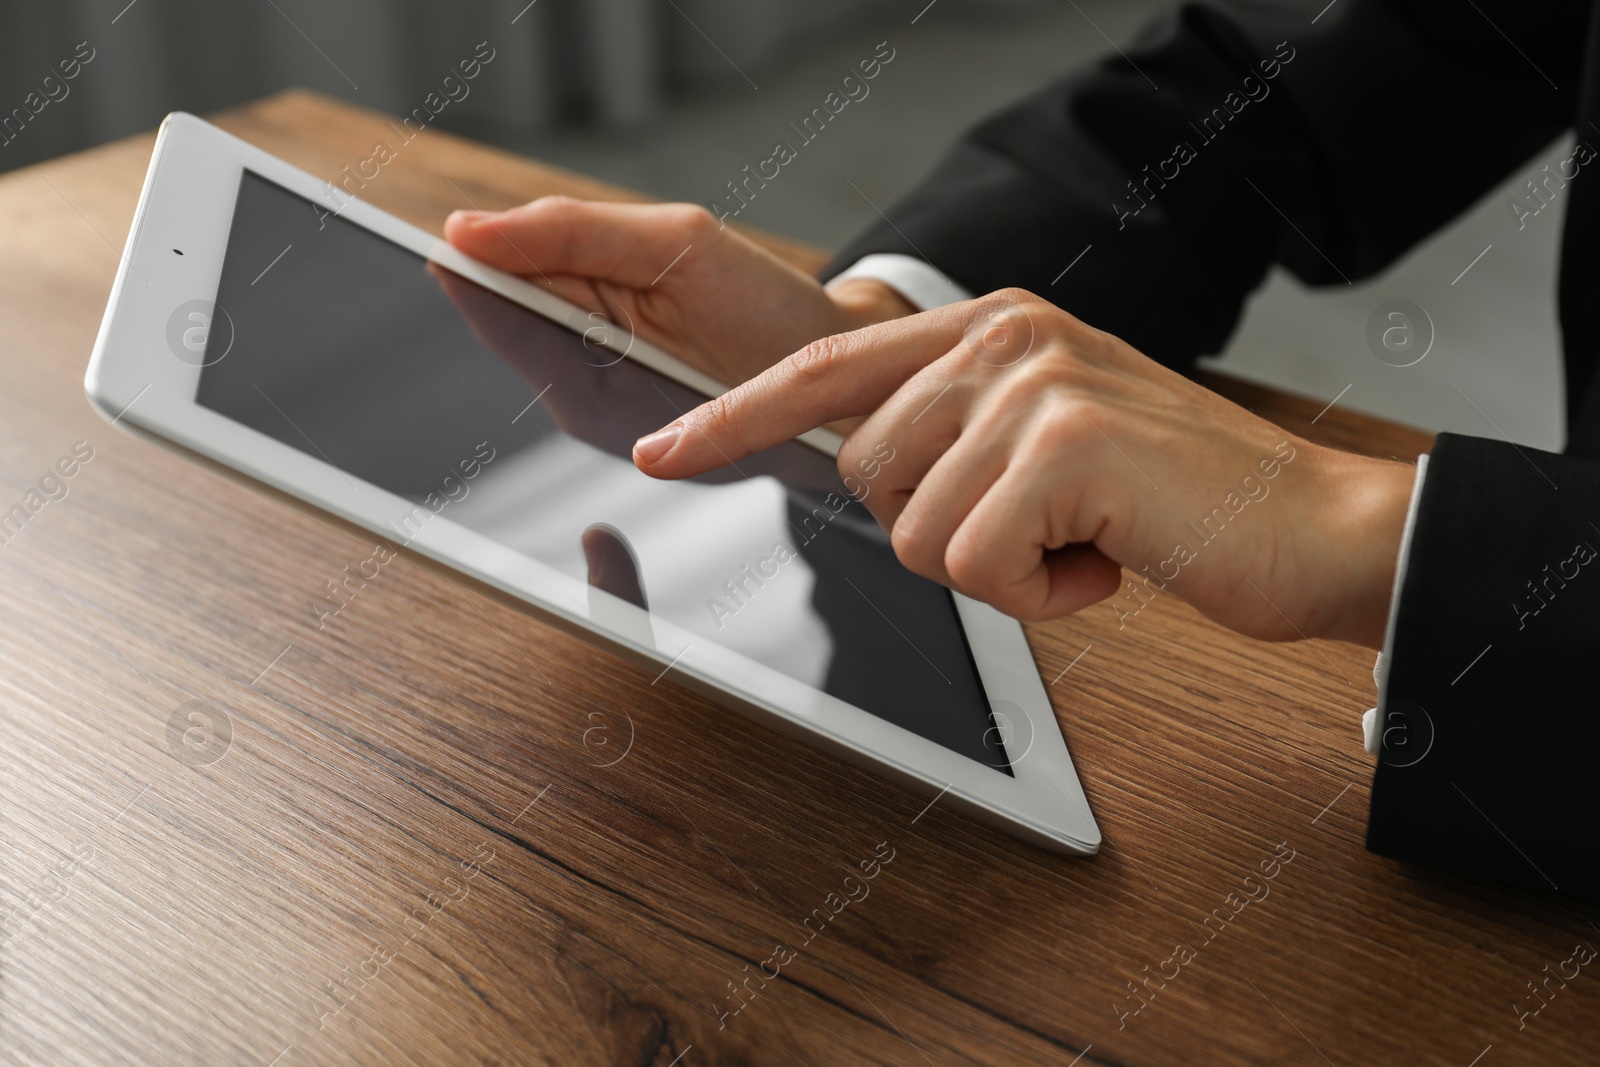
195;170;1010;772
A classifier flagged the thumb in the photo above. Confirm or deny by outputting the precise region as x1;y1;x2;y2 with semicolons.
445;197;718;288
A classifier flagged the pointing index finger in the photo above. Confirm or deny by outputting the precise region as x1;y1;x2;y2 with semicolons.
633;305;968;479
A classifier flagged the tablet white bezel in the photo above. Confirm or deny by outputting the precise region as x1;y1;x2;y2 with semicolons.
84;112;1100;854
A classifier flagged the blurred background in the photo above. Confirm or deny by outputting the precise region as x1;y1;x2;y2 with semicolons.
0;0;1570;449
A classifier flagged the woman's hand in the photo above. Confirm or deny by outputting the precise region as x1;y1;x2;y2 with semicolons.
630;289;1417;648
444;197;914;388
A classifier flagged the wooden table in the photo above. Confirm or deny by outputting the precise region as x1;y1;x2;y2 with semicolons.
3;91;1596;1067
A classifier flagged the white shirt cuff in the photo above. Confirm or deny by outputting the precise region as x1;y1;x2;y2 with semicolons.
827;253;973;311
1363;453;1430;755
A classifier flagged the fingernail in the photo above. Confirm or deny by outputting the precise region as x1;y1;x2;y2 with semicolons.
633;425;681;466
447;209;490;226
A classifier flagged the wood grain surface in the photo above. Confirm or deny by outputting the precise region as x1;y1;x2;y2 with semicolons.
2;90;1596;1067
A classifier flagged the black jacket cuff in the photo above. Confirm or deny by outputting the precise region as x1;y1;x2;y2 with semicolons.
1369;433;1600;900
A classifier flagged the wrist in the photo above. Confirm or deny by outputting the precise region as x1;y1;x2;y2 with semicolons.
1306;445;1418;649
827;277;919;332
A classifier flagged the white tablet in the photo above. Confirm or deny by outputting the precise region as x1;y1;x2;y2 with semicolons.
84;113;1101;854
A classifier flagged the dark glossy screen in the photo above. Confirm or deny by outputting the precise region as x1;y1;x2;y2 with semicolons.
196;170;1009;771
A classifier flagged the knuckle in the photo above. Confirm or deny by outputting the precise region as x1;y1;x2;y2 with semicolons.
835;436;865;482
943;539;991;595
667;202;719;238
786;334;850;387
945;545;1041;619
1065;321;1115;362
890;514;938;576
528;194;580;223
961;291;1065;369
1018;295;1062;321
1023;343;1082;387
692;391;741;442
519;196;583;258
1040;393;1109;450
986;289;1082;337
988;286;1037;308
986;354;1071;412
1007;600;1056;624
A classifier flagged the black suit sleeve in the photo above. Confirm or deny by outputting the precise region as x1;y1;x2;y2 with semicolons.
1369;434;1600;901
825;0;1581;369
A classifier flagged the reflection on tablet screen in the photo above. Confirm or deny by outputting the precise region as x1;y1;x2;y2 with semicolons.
195;171;1011;773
